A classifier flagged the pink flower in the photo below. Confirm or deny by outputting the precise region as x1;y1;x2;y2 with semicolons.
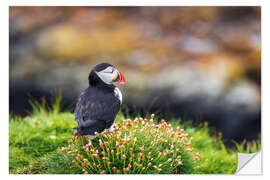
134;118;139;123
91;153;98;158
72;160;76;165
112;166;116;171
100;170;105;174
123;167;129;171
122;154;126;159
99;139;103;148
183;142;191;146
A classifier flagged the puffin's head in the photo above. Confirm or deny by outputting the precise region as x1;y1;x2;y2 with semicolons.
88;62;126;86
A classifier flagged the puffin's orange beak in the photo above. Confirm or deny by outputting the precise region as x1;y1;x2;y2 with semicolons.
113;70;126;84
118;71;126;84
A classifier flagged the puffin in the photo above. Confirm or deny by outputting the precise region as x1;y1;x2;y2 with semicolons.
74;62;126;136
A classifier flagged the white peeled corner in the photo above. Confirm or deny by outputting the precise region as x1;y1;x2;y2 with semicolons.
236;151;262;175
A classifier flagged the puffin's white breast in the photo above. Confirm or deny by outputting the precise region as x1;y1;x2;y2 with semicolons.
114;87;122;104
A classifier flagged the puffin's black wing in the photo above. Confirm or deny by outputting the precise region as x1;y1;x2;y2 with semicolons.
74;87;121;136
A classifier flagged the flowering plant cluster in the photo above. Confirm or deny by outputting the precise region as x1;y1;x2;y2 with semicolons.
62;114;201;174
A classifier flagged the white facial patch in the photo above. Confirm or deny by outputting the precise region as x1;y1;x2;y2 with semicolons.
95;66;118;85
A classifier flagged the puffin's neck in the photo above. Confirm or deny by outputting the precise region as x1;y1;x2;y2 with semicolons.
92;82;116;91
99;83;115;89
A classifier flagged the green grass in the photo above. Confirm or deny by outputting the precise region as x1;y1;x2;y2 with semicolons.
63;117;200;174
9;99;260;174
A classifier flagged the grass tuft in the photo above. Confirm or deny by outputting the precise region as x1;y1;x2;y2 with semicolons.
62;114;200;174
9;98;260;174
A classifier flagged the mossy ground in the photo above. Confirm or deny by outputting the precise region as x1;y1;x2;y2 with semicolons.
9;100;260;174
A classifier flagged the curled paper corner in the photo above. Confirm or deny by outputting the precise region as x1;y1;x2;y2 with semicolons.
236;151;262;175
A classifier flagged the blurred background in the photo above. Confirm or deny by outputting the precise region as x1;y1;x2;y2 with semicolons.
9;7;261;144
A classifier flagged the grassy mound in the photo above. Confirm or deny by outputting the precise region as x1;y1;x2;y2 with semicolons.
63;115;200;174
9;100;260;174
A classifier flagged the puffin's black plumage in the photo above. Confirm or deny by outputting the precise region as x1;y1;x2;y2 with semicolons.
74;63;123;136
